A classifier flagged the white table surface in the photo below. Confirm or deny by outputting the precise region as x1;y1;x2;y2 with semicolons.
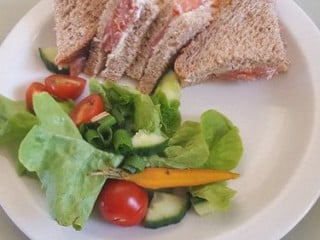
0;0;320;239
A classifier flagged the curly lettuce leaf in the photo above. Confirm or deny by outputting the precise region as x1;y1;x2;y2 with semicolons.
18;93;123;230
147;110;243;171
90;80;161;133
19;125;122;230
0;95;38;174
33;92;81;139
0;95;37;143
190;182;236;214
133;93;161;132
146;121;209;169
0;94;26;118
201;110;243;170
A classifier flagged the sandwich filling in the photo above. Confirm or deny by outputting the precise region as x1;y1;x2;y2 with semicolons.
173;0;205;16
146;0;207;60
215;67;277;81
103;0;139;54
68;56;87;77
174;0;289;86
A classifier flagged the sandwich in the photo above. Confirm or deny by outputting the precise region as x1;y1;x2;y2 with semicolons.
83;0;160;81
174;0;290;87
54;0;108;74
126;0;222;94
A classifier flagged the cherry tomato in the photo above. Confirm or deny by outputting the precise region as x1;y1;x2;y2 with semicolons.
44;74;86;100
98;180;149;227
25;82;47;111
70;94;104;125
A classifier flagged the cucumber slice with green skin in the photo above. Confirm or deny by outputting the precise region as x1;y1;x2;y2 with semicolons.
132;130;168;155
143;192;190;229
39;47;69;74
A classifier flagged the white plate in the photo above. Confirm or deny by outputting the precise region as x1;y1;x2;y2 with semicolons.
1;0;320;239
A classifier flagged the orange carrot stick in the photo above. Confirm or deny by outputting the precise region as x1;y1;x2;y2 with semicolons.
90;168;239;189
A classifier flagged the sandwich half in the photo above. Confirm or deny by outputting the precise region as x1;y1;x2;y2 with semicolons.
125;0;174;81
131;0;222;94
54;0;107;71
84;0;159;81
174;0;290;87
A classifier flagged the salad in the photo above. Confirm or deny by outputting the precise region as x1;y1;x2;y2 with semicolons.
0;48;243;230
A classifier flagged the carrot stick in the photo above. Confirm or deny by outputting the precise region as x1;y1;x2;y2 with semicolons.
90;168;239;189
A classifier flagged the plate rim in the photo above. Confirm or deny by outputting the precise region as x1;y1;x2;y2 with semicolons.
1;0;320;239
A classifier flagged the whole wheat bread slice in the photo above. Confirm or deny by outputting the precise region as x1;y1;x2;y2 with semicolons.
83;0;122;76
54;0;107;65
137;0;220;94
174;0;290;87
84;0;159;80
125;0;174;80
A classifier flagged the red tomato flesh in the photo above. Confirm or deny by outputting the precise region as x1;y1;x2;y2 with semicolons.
25;82;47;112
44;74;86;100
98;180;148;227
70;94;105;126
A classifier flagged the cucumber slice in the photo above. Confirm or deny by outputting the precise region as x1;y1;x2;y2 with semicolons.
132;130;168;155
143;192;189;229
39;47;69;74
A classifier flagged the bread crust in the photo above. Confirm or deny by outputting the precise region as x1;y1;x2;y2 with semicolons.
83;0;122;76
174;0;290;87
54;0;108;65
125;0;174;80
102;0;159;81
138;0;219;94
84;0;159;80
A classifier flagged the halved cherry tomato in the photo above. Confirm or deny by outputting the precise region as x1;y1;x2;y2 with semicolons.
44;74;86;100
25;82;47;112
70;94;104;125
98;180;149;227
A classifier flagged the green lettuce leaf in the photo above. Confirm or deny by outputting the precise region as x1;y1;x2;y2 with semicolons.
32;92;81;139
133;93;161;132
147;121;209;169
190;182;236;213
146;109;243;170
0;95;38;174
57;100;75;115
90;80;161;133
201;110;243;170
19;125;122;230
18;93;123;230
0;112;38;143
0;94;26;118
0;95;38;143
